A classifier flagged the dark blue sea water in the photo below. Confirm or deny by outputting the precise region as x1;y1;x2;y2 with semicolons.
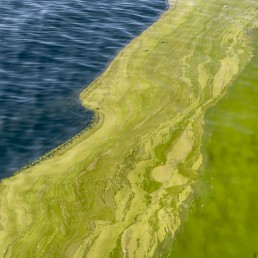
0;0;167;178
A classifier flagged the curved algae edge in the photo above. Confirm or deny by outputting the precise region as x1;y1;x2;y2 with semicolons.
5;0;173;179
0;1;256;257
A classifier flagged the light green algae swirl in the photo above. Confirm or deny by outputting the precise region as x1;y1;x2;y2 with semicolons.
0;0;257;257
169;29;258;258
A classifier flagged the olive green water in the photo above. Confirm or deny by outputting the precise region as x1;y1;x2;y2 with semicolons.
169;30;258;258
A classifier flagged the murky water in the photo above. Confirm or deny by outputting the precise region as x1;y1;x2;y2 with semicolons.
169;29;258;258
0;0;167;177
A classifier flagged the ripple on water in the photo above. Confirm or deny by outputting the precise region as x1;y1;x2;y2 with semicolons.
0;0;167;177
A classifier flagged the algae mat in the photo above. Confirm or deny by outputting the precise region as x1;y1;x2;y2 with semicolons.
169;29;258;258
0;0;257;257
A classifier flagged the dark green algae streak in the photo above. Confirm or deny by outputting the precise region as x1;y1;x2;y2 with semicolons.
169;30;258;258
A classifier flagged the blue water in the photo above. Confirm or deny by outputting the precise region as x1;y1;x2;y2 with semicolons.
0;0;167;178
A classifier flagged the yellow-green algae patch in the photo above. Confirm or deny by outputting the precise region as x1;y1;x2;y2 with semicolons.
169;28;258;258
0;0;257;257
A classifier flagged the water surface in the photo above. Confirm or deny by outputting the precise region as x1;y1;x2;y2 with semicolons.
0;0;167;177
169;29;258;258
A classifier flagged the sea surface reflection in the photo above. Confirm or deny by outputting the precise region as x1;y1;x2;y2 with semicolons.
0;0;167;177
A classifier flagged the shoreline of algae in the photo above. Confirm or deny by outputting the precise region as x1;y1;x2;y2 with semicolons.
0;0;257;257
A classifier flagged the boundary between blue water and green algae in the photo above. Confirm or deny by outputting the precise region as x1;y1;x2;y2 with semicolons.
0;0;257;257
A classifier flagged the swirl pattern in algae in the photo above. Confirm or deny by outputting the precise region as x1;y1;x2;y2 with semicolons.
0;0;257;257
169;28;258;258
